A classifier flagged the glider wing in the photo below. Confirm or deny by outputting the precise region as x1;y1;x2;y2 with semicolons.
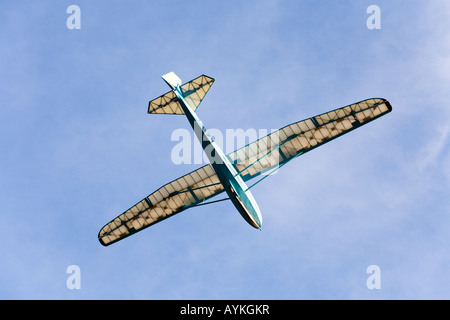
98;164;224;246
228;98;392;181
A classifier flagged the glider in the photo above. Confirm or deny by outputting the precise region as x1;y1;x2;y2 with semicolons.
98;72;392;246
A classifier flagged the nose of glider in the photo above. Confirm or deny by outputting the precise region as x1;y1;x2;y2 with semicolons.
248;193;263;229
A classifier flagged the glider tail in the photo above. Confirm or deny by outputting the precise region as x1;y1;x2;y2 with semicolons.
148;72;215;115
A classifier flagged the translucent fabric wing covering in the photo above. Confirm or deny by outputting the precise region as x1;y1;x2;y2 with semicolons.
181;75;215;111
147;90;183;115
228;98;392;181
147;75;215;114
98;164;224;246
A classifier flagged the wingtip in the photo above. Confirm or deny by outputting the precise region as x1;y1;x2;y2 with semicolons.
98;235;108;247
385;100;393;112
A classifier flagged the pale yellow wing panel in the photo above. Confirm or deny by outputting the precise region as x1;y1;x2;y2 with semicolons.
147;75;215;114
229;98;392;181
147;90;184;114
98;164;223;246
181;75;215;111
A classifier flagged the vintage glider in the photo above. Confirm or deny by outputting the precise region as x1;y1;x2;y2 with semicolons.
98;72;392;246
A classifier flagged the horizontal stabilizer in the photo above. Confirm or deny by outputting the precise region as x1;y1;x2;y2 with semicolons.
148;74;215;114
148;90;184;115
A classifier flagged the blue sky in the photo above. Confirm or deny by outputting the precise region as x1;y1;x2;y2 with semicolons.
1;0;449;299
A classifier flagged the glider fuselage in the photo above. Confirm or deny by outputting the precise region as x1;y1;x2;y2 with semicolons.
172;84;262;229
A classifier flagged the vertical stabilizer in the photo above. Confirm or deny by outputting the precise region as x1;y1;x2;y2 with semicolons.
162;72;182;90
